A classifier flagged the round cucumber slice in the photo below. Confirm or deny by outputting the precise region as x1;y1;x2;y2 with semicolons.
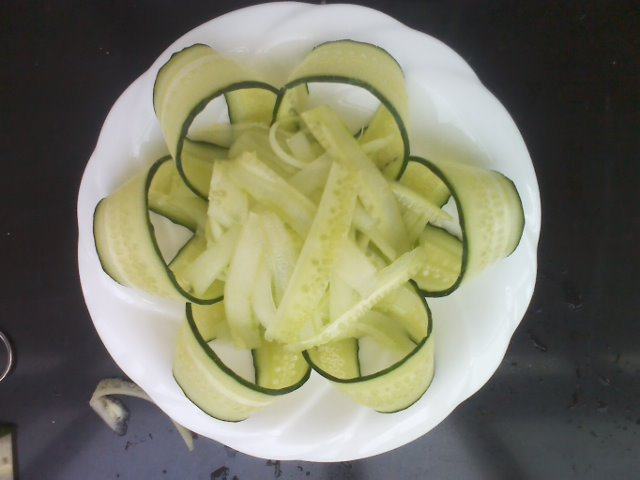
405;157;525;296
173;303;311;422
304;283;434;413
153;44;278;199
273;39;409;179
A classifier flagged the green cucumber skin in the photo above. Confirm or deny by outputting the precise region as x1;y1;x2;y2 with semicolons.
408;156;525;298
148;206;197;232
154;45;279;199
302;282;432;382
185;303;311;396
145;158;222;305
416;225;464;298
273;76;409;181
173;82;279;199
407;156;467;297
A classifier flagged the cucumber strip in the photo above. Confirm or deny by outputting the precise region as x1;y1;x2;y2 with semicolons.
287;153;332;197
399;159;450;207
287;130;320;162
352;204;398;260
0;424;16;480
259;212;299;304
188;302;230;342
148;159;208;232
153;44;278;198
390;182;452;225
304;283;433;413
415;225;463;294
408;157;524;296
93;157;223;303
225;88;276;125
402;209;430;247
359;106;405;177
334;240;378;294
292;246;427;350
305;338;360;380
224;213;264;349
251;257;277;330
268;162;358;343
252;340;309;389
229;128;296;178
174;306;310;422
356;311;416;354
205;122;268;148
269;121;310;169
301;106;409;254
169;235;227;300
90;378;194;450
181;225;240;296
360;133;393;156
228;152;317;236
207;161;249;240
273;40;409;179
334;242;428;342
180;138;227;199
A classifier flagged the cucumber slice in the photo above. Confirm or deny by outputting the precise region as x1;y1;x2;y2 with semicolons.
287;153;332;197
301;106;409;254
259;212;300;304
173;304;310;422
251;256;277;330
293;246;427;350
0;424;16;480
148;159;208;232
89;378;194;451
179;139;227;199
181;224;240;296
273;40;409;179
399;159;450;207
389;182;452;225
267;161;358;343
188;302;230;342
416;225;463;294
407;157;525;296
225;88;276;125
224;213;264;349
207;161;249;240
334;242;427;342
253;340;310;389
93;157;223;303
228;152;317;236
304;284;434;413
229;128;295;178
153;44;278;197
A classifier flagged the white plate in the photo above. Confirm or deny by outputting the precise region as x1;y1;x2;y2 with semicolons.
77;2;540;461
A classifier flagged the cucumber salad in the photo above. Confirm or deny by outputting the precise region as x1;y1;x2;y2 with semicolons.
93;40;524;421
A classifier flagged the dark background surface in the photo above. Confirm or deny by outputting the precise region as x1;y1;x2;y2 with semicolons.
1;1;639;479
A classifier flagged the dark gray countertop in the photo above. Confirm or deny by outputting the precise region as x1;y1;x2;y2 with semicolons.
1;1;638;478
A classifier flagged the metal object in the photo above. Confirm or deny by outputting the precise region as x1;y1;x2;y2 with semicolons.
0;331;13;383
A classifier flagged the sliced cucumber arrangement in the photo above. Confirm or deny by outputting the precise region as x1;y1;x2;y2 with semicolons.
93;40;525;421
153;44;278;199
273;40;410;179
403;157;525;296
173;303;310;421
